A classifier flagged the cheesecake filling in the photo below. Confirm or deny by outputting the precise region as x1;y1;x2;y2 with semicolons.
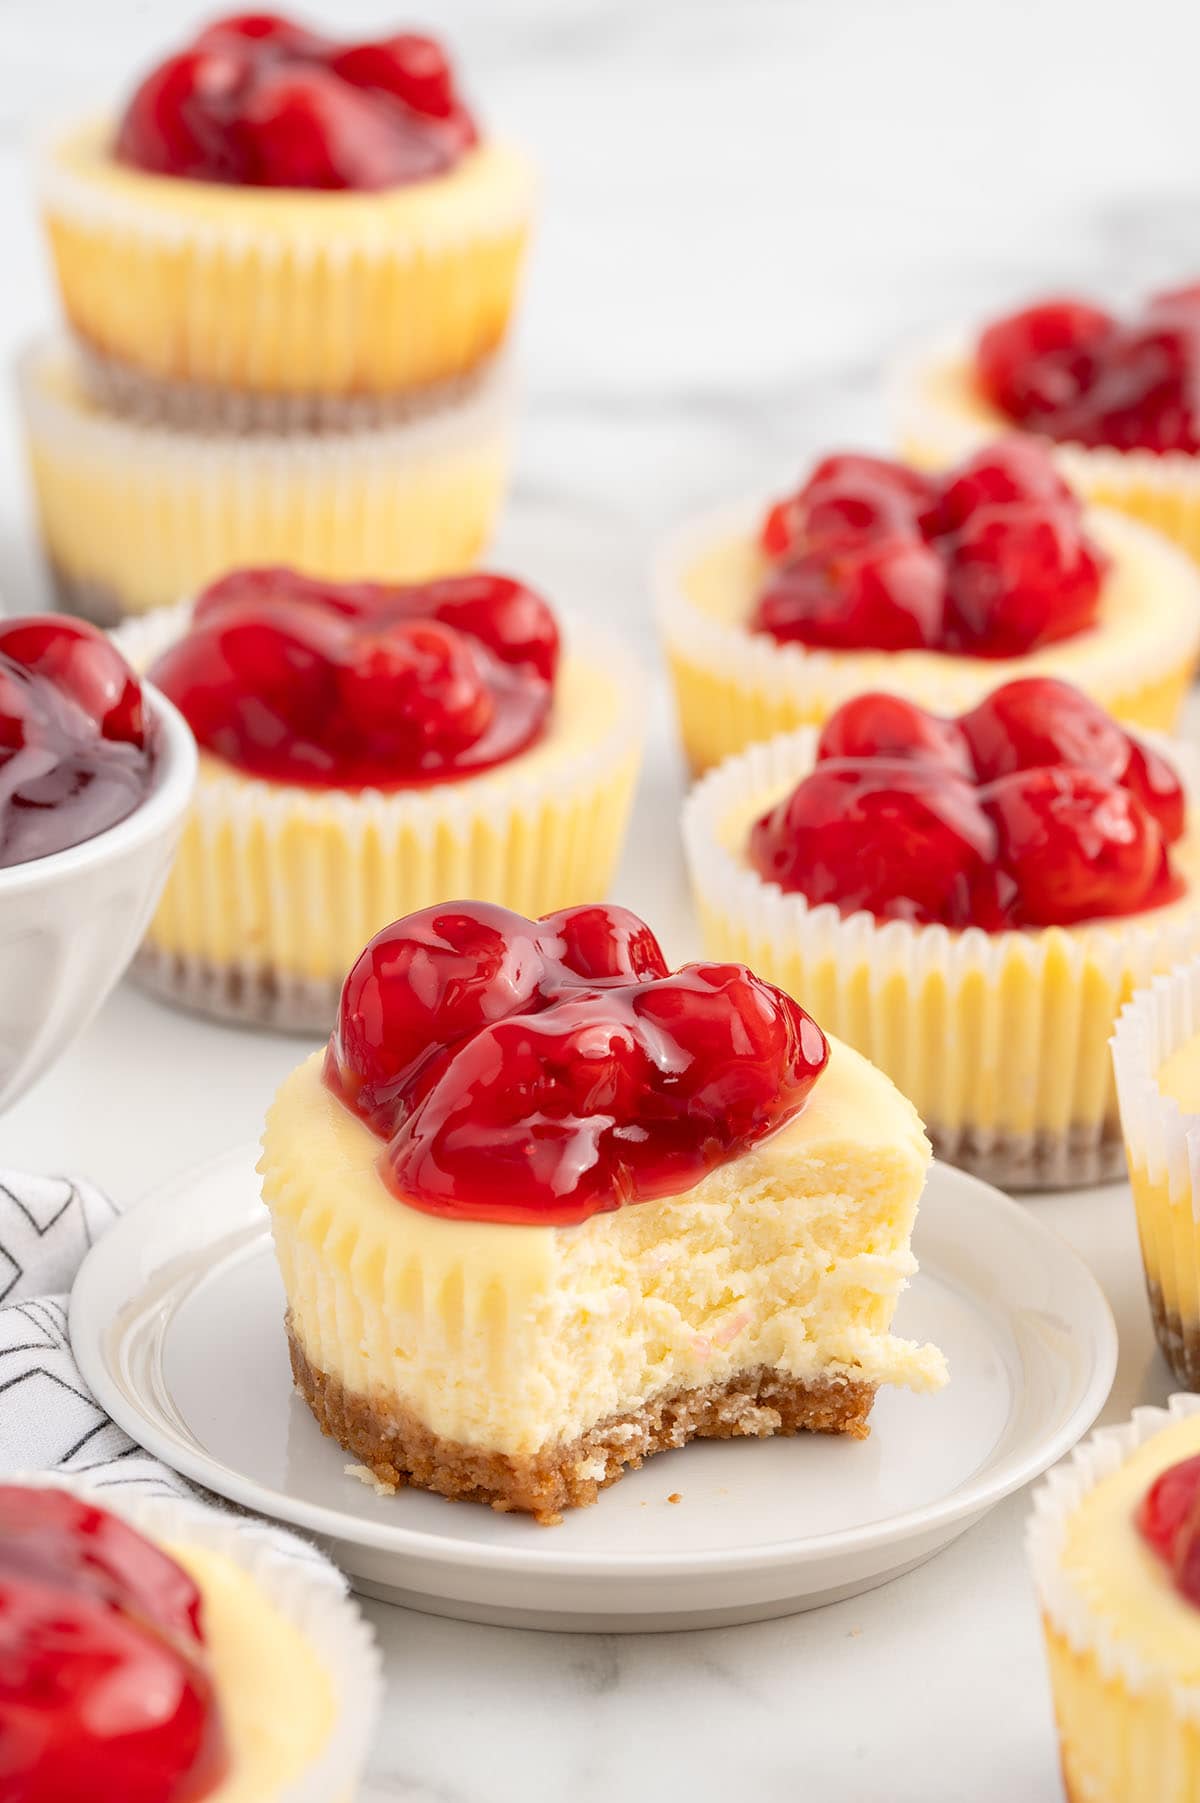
261;1042;945;1463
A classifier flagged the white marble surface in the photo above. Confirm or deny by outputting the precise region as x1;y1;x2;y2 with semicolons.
4;1;1200;1795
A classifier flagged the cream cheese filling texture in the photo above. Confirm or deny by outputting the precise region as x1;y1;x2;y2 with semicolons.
260;1040;946;1459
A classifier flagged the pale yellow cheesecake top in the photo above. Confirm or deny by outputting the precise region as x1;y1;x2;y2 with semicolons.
170;1542;336;1803
672;505;1200;706
1060;1413;1200;1687
261;1038;946;1458
1158;1032;1200;1115
42;117;534;245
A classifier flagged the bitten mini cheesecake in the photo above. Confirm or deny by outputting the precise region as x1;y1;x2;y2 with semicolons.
685;677;1200;1189
260;900;946;1521
1027;1396;1200;1803
0;1478;378;1802
38;11;533;421
119;567;643;1030
892;285;1200;563
658;439;1200;773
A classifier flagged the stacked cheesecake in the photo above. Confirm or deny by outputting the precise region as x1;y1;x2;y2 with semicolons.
19;13;533;622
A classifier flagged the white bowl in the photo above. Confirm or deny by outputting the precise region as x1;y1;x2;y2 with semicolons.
0;683;196;1110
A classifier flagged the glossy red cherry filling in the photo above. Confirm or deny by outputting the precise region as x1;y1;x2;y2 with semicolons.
115;12;478;190
749;678;1185;930
325;901;828;1224
0;617;157;870
0;1486;228;1803
1137;1454;1200;1607
975;288;1200;454
753;439;1107;658
150;568;558;789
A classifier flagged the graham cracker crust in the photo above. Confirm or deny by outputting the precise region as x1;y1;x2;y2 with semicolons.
287;1323;878;1522
1148;1280;1200;1389
132;944;337;1034
928;1119;1126;1192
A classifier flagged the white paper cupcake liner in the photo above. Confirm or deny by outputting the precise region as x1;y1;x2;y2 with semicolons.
1027;1394;1200;1720
117;600;647;1031
1112;960;1200;1386
10;1472;381;1803
890;332;1200;564
656;496;1200;771
683;725;1200;1190
18;336;514;621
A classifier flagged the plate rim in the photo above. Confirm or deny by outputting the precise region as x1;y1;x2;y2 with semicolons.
70;1143;1118;1581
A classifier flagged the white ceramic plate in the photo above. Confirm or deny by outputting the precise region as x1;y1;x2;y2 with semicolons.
71;1146;1116;1632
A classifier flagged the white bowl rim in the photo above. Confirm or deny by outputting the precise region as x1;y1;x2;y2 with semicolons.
0;680;197;895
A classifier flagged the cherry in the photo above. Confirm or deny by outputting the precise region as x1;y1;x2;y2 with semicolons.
753;536;946;651
960;678;1129;785
328;36;477;152
537;902;670;983
976;299;1116;420
936;438;1078;533
115;50;253;182
1124;739;1187;844
982;765;1172;926
945;503;1106;656
1137;1454;1200;1562
0;1487;227;1803
0;618;147;749
193;12;331;58
815;692;973;777
761;455;936;560
236;65;447;190
326;903;826;1224
335;621;495;759
115;13;477;190
748;763;1001;929
151;567;557;789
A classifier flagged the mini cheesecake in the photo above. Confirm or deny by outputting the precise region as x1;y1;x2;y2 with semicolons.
892;286;1200;565
260;901;946;1521
0;1480;378;1803
38;13;533;420
1028;1400;1200;1803
685;678;1200;1189
658;440;1200;773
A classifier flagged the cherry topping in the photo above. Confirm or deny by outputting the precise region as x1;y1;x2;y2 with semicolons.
749;763;1001;929
325;902;828;1224
944;504;1106;658
935;437;1079;533
961;678;1186;843
753;439;1105;659
761;455;937;560
754;679;1186;930
976;299;1117;421
975;291;1200;454
0;1486;227;1803
815;692;973;777
116;12;477;190
753;537;946;651
0;617;157;870
151;568;558;789
983;765;1174;927
1137;1455;1200;1608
